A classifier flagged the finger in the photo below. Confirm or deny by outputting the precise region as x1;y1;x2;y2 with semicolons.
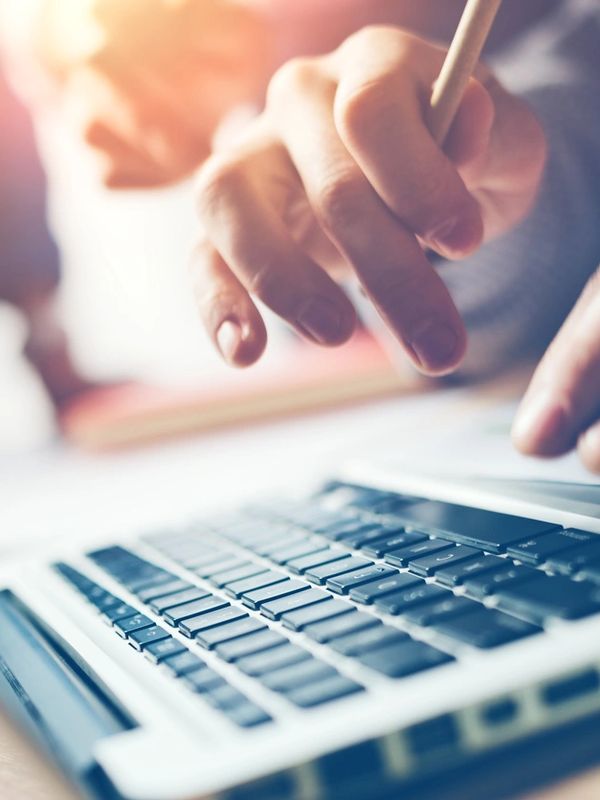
268;60;466;375
578;418;600;474
444;77;495;172
512;271;600;456
190;240;267;367
330;31;483;260
196;141;357;347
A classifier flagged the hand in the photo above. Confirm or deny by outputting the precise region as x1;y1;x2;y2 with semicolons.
192;25;546;373
39;0;270;187
512;269;600;473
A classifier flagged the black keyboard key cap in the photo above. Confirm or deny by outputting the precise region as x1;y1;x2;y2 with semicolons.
546;540;600;575
349;573;421;604
305;557;373;585
262;588;330;621
163;596;228;626
580;561;600;584
95;594;126;613
268;541;328;565
358;639;453;677
330;625;407;657
180;606;246;638
261;659;337;693
506;529;597;566
226;702;272;728
242;579;308;610
282;599;353;632
375;583;448;615
403;595;479;626
434;554;507;587
162;651;206;676
211;563;265;588
237;644;312;677
206;685;249;711
215;629;287;663
124;571;173;594
435;608;540;648
385;539;454;568
396;501;558;553
340;526;401;549
101;603;138;624
195;558;246;580
361;531;426;559
144;637;187;664
128;626;171;651
287;676;363;708
224;571;287;599
408;545;480;577
287;549;349;576
137;579;192;602
305;611;379;644
326;565;397;595
195;617;266;649
149;588;209;614
320;519;374;542
182;668;226;693
495;575;600;622
464;564;539;599
114;614;154;638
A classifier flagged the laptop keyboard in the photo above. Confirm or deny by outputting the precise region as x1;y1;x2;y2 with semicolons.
53;482;600;729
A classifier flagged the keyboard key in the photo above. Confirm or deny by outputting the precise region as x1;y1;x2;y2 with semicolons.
320;519;375;542
506;529;596;566
375;583;448;615
242;579;308;610
128;626;171;651
101;603;138;624
434;554;507;587
225;702;272;728
149;588;209;614
282;599;353;632
162;650;206;676
195;558;246;580
546;541;600;575
395;501;558;553
215;629;287;662
179;606;246;638
182;668;226;693
305;557;374;586
358;639;453;677
262;587;330;621
144;637;187;664
287;549;349;576
495;574;600;622
385;539;454;568
195;616;266;649
206;684;249;711
326;565;397;595
340;525;402;549
408;545;480;577
287;676;363;707
114;614;154;638
349;573;421;604
261;659;337;693
224;571;288;599
360;531;426;559
268;541;328;565
305;611;379;644
580;561;600;584
237;644;312;677
211;563;265;588
402;595;479;626
463;564;540;599
163;596;228;626
330;625;408;657
137;579;192;602
434;608;540;648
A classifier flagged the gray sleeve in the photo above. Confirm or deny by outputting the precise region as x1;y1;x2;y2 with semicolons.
441;0;600;378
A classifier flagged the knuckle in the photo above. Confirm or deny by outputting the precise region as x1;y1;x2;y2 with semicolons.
335;77;388;143
267;57;319;108
315;169;366;234
196;156;245;220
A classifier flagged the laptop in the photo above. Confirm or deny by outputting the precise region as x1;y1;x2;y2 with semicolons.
2;455;600;799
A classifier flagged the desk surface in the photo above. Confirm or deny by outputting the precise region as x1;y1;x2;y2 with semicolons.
1;377;599;800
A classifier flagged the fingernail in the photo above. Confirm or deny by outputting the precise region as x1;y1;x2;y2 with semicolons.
429;215;481;255
216;319;242;362
297;298;343;344
410;321;460;373
512;390;569;454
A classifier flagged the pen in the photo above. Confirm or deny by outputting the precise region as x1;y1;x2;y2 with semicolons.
429;0;503;144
